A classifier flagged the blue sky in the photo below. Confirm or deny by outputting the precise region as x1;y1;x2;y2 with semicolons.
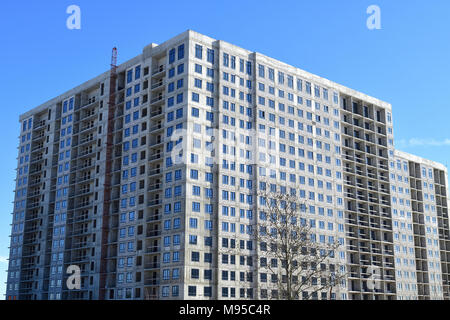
0;0;449;298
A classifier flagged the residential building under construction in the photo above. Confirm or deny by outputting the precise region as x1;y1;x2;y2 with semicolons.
6;30;450;300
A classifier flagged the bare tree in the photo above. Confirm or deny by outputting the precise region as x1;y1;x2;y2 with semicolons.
255;190;346;300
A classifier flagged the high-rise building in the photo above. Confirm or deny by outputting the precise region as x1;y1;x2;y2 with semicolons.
6;30;449;300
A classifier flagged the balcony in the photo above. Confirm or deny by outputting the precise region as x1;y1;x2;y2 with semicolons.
146;246;161;253
79;110;97;122
359;259;370;265
33;120;46;130
32;133;45;141
147;214;161;222
152;65;165;76
345;192;356;199
149;140;163;148
27;190;41;197
72;176;94;184
359;233;369;240
79;124;96;134
148;168;162;176
148;183;162;192
30;156;44;164
70;188;93;197
26;202;41;209
151;80;165;90
31;144;44;152
73;201;93;210
146;230;161;237
144;279;160;286
358;220;369;227
148;154;162;162
371;246;382;254
149;124;163;133
28;179;42;187
77;149;95;159
150;96;165;106
144;262;160;270
344;180;355;187
76;137;95;147
356;182;365;189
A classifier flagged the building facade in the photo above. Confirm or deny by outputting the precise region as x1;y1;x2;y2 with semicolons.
6;30;450;300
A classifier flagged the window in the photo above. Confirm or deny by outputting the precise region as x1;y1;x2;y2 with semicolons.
278;71;284;84
258;64;265;78
176;108;183;119
191;251;200;262
287;75;293;88
314;85;321;98
135;65;141;79
127;70;133;83
177;78;184;89
189;235;198;245
306;82;311;95
195;44;202;59
173;251;180;262
178;44;184;60
193;66;202;79
192;202;200;212
169;48;175;64
188;286;196;297
192;185;201;196
207;49;214;63
246;61;252;75
223;53;229;67
177;64;184;74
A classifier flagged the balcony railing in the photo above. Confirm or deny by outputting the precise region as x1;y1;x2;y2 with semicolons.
152;65;165;75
